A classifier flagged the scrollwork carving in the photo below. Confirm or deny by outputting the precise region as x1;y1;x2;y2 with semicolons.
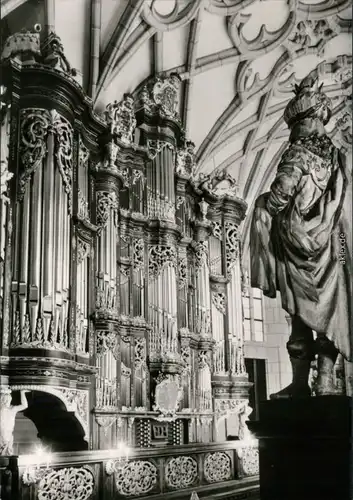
76;238;90;264
96;330;119;359
204;452;232;483
212;292;226;314
115;460;157;497
19;109;73;210
237;445;259;476
96;191;118;230
37;467;94;500
178;257;188;288
211;221;223;240
19;109;50;200
165;456;198;489
148;245;177;280
133;239;144;271
225;222;239;272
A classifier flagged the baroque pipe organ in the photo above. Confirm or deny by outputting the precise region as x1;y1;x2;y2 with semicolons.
0;30;252;456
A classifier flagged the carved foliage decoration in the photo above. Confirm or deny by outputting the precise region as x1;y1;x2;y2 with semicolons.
181;345;191;375
96;191;118;230
288;19;335;53
19;109;50;199
19;109;74;210
225;222;239;272
146;139;174;160
37;467;94;500
204;452;232;484
178;257;188;288
148;245;177;280
212;292;226;314
237;446;259;476
211;221;223;240
165;456;198;489
115;460;157;497
96;330;119;359
228;5;296;55
76;238;90;264
133;239;144;271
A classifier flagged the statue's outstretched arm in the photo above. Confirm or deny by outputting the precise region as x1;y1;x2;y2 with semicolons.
266;160;304;216
16;391;29;412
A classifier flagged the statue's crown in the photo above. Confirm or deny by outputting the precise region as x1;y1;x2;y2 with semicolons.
0;387;11;395
284;75;332;127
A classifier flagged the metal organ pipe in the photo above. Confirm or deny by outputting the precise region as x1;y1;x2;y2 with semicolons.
227;257;246;375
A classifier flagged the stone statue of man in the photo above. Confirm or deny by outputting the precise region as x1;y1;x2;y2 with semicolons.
250;75;351;398
0;389;29;455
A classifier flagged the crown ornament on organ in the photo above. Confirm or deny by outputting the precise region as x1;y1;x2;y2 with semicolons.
284;76;332;128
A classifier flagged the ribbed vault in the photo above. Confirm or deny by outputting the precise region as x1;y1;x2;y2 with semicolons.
1;0;352;258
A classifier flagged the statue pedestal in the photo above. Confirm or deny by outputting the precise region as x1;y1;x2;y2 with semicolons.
247;396;352;500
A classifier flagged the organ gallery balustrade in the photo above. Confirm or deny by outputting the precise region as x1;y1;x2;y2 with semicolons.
0;26;258;499
3;442;259;500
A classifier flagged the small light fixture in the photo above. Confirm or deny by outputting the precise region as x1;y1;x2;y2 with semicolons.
105;442;130;475
22;446;52;486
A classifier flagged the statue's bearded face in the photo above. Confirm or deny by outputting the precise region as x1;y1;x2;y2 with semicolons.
0;394;12;408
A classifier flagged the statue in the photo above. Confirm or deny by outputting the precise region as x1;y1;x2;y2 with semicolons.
0;389;30;455
238;403;253;441
250;75;351;398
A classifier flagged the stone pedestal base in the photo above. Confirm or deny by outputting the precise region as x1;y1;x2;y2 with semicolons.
247;396;352;500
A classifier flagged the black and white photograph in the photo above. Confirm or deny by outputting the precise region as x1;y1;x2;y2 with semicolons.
0;1;352;499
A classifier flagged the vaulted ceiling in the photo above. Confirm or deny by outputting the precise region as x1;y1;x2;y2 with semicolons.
1;0;352;254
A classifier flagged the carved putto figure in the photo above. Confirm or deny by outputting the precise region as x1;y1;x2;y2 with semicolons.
238;403;253;441
250;74;351;398
105;94;137;144
176;140;196;177
194;169;239;198
0;389;29;455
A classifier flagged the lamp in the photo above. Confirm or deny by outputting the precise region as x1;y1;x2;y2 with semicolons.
22;446;52;486
105;443;130;475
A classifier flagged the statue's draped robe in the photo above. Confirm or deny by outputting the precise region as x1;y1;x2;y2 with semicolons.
250;135;351;361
